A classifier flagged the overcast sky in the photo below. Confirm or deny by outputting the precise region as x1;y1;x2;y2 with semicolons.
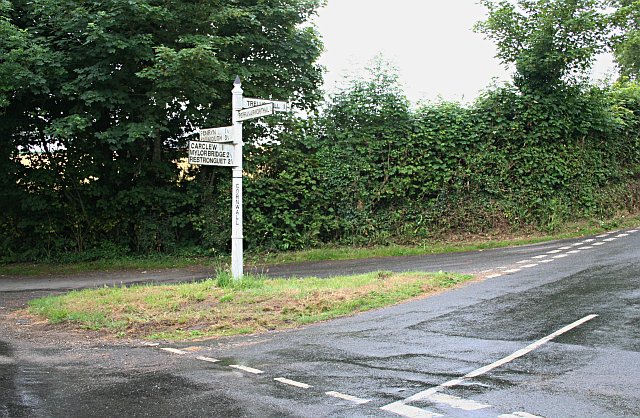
313;1;617;104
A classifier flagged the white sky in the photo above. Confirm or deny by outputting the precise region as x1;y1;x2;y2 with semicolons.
314;0;617;104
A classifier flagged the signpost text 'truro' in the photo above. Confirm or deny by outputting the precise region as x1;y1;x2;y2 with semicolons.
187;77;292;279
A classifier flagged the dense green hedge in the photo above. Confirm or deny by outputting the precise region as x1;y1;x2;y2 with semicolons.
234;77;640;251
3;75;640;261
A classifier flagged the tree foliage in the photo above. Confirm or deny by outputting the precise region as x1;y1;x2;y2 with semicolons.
0;0;324;259
475;0;609;93
610;0;640;79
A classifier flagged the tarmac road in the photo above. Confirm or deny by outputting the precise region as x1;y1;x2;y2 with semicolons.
1;229;639;417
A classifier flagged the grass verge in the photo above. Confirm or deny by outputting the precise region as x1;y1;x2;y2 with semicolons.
4;213;640;277
255;215;640;265
27;271;472;340
0;255;222;277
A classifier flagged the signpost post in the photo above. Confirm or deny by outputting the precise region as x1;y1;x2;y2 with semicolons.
230;77;244;279
188;76;291;279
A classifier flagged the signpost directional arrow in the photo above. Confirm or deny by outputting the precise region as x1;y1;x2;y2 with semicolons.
236;102;274;122
199;126;233;143
243;98;291;113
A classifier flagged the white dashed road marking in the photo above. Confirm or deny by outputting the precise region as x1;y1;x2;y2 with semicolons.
567;250;581;254
486;273;503;279
196;356;220;363
520;264;538;268
616;233;629;237
381;402;443;417
499;412;543;418
230;365;264;374
578;246;593;250
546;250;561;254
161;348;188;355
539;259;554;263
425;392;491;411
274;377;312;389
592;242;605;246
552;254;568;259
516;260;532;264
504;269;522;273
325;391;371;404
531;255;548;259
604;238;617;242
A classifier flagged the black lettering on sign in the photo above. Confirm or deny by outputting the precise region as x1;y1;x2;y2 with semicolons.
235;183;241;225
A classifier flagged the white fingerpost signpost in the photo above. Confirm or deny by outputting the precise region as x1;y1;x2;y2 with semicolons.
188;76;290;279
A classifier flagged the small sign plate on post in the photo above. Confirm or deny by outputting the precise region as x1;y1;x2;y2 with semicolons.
188;141;235;166
237;103;274;122
200;126;233;143
243;98;291;113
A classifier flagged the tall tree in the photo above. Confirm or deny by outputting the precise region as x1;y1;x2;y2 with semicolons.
475;0;609;93
0;0;324;257
611;0;640;79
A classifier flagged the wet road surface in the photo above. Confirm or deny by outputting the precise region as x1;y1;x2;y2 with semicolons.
1;229;639;417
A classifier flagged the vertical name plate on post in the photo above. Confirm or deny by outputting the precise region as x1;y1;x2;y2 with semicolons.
188;76;292;280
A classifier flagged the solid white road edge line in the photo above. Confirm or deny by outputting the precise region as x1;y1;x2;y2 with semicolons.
325;391;371;404
382;314;599;411
230;365;264;374
274;377;311;388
